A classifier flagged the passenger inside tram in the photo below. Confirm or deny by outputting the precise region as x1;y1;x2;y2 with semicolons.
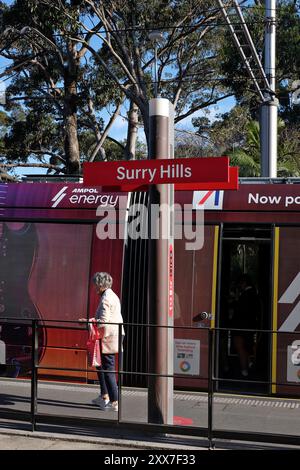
230;274;261;378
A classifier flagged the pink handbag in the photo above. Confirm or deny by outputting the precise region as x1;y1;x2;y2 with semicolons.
87;337;101;367
86;321;102;367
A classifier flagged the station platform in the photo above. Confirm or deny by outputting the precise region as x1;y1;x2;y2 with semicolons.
0;378;299;449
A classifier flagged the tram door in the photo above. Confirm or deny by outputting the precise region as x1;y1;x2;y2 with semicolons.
174;225;220;390
217;225;272;393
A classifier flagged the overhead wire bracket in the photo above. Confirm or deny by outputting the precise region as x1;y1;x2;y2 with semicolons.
217;0;271;102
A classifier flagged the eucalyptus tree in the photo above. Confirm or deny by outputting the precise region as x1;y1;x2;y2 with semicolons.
0;0;122;175
40;0;234;150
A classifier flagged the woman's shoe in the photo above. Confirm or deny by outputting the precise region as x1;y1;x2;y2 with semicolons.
105;401;118;411
92;395;109;407
91;395;106;410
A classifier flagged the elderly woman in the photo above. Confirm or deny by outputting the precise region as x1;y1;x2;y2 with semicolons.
90;272;124;412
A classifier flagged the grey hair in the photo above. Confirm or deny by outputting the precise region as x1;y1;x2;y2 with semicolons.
93;272;113;289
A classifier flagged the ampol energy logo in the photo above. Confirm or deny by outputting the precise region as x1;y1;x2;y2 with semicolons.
51;186;68;207
51;187;119;207
193;190;224;210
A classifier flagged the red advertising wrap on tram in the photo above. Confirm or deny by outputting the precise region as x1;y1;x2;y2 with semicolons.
0;181;300;397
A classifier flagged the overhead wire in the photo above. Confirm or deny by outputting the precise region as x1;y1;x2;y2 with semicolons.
0;11;295;62
1;3;297;103
10;2;295;38
0;5;295;41
16;18;283;37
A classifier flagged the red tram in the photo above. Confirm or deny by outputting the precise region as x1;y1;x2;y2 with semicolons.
0;180;299;397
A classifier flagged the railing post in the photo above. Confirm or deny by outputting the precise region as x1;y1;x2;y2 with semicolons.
30;319;38;431
208;328;214;449
118;323;123;423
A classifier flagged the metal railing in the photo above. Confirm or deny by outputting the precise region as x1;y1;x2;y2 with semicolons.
0;317;299;449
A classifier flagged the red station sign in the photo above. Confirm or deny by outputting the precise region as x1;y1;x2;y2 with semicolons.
176;167;239;191
83;157;231;188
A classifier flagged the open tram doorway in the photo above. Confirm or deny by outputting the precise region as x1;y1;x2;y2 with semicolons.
217;225;272;394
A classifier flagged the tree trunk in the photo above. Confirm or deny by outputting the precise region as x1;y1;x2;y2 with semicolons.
125;101;139;160
64;40;80;174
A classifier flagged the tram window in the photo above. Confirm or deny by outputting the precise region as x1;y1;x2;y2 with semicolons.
217;225;272;394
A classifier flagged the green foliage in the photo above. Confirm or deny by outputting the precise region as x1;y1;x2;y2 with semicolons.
193;106;252;155
191;104;300;177
229;118;300;177
2;103;62;161
101;138;147;162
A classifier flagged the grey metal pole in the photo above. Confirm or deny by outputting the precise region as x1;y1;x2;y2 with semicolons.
148;97;174;425
149;31;163;99
261;0;278;177
154;43;158;98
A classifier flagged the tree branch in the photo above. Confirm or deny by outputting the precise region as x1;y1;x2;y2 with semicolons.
175;93;235;123
89;100;123;162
